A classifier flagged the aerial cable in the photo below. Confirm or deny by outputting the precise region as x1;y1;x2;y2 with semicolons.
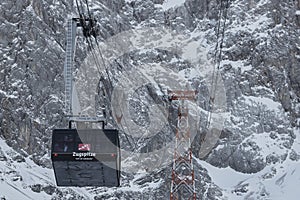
77;0;113;102
88;38;114;110
86;21;135;150
73;0;135;151
216;0;230;69
95;42;114;90
90;43;135;149
82;0;114;95
75;0;85;23
207;0;224;127
207;0;230;125
79;0;85;16
85;0;94;29
77;3;110;118
85;0;98;38
206;0;231;129
76;0;138;151
208;0;224;105
76;0;87;36
75;0;81;16
85;0;92;17
213;0;225;62
75;0;106;88
87;38;103;76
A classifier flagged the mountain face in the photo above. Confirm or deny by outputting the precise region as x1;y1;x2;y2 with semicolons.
0;0;300;199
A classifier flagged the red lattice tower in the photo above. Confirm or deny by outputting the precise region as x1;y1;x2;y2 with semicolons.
169;90;197;200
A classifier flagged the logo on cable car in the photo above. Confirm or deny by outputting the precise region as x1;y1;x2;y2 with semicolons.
72;152;96;158
78;143;91;151
73;143;95;159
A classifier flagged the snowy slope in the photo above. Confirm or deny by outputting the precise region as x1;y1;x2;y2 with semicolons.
0;137;54;199
0;137;96;200
198;129;300;200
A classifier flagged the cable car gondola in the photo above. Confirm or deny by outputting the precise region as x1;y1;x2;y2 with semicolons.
51;128;120;187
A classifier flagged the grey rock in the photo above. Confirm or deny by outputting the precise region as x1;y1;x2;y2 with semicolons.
233;183;249;195
266;154;280;164
30;184;42;193
12;154;25;163
0;148;7;161
42;185;56;195
289;149;300;161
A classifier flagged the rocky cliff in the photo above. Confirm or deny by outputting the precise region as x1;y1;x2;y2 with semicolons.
0;0;300;199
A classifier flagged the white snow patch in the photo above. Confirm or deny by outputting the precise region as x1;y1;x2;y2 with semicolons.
252;85;274;95
11;80;22;87
181;40;201;64
221;59;247;72
249;132;288;159
125;0;136;3
162;0;185;11
243;95;281;111
0;90;18;99
229;13;272;34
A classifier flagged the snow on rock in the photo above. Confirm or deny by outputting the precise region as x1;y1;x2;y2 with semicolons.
0;0;300;199
198;128;300;200
162;0;186;11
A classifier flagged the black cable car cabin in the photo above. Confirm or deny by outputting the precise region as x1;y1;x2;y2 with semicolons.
51;129;120;187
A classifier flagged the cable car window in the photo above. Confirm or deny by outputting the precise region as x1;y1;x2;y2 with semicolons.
53;133;75;153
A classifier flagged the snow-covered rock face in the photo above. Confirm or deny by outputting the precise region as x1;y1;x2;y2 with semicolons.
0;0;71;167
203;0;299;175
0;0;300;199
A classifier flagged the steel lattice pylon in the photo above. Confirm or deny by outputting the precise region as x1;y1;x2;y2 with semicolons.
169;90;197;200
